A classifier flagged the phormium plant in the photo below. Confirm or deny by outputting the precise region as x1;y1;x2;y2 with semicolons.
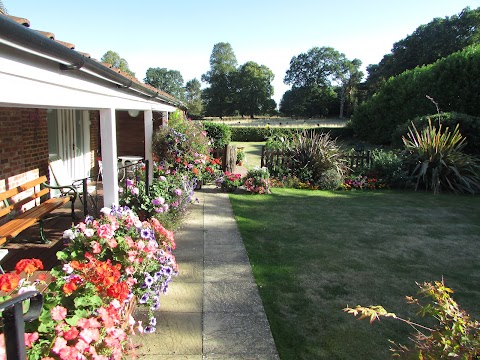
402;119;480;194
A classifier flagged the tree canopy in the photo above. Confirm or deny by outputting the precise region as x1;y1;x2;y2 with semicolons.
236;61;275;118
201;42;238;118
281;46;362;118
101;50;135;77
365;6;480;94
144;67;185;100
184;78;203;118
201;43;277;118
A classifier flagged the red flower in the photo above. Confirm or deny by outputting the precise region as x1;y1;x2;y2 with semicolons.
15;259;44;275
0;273;20;292
106;282;130;302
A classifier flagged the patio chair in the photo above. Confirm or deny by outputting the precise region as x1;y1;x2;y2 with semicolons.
48;157;97;217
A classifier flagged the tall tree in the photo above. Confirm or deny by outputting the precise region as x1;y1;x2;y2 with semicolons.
365;7;480;94
283;46;361;118
144;68;184;100
280;86;336;118
236;61;275;118
284;47;343;88
184;78;203;117
101;50;135;77
201;42;238;118
336;58;363;118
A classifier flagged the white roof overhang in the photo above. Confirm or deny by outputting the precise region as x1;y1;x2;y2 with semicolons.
0;42;177;112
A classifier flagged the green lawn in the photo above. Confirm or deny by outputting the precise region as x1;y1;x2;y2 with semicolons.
230;141;264;169
229;189;480;359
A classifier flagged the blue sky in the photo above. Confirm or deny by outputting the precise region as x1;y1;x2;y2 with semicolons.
5;0;480;105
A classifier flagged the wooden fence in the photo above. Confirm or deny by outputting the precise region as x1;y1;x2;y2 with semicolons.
212;145;237;173
261;146;372;171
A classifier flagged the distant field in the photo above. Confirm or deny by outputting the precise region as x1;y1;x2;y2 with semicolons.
203;117;348;128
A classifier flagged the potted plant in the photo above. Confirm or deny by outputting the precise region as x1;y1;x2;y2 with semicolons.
236;148;246;166
244;167;272;194
216;172;243;192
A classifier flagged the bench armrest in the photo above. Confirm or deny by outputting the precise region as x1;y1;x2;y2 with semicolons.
42;182;78;201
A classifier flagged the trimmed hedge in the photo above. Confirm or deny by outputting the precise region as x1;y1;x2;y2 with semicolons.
392;112;480;155
352;44;480;144
203;121;232;148
230;126;354;142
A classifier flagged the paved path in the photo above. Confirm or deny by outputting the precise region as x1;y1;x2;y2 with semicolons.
134;185;279;359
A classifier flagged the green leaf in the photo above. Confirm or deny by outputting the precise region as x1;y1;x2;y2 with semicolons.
74;295;102;308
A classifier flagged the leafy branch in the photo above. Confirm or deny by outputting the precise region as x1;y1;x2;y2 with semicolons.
344;280;480;358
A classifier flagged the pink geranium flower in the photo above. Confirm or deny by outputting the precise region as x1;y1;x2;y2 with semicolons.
51;306;67;321
97;224;115;239
52;337;67;354
80;328;100;344
24;332;39;348
63;326;79;341
90;241;102;254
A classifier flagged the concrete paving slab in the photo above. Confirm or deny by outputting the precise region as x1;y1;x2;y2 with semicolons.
204;282;264;313
203;311;279;358
204;244;250;263
175;229;206;243
204;221;240;232
140;356;202;360
204;229;244;245
134;311;202;356
175;261;203;283
160;282;203;312
204;262;253;283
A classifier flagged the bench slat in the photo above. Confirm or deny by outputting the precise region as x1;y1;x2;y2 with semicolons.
0;197;70;245
0;187;50;218
0;176;48;202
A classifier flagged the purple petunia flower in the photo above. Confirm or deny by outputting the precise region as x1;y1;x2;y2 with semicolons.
144;326;156;333
139;294;149;304
144;275;154;287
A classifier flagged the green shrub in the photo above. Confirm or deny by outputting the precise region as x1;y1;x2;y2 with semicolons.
369;149;409;188
393;112;480;155
402;119;480;194
352;44;480;144
317;168;343;190
203;121;232;149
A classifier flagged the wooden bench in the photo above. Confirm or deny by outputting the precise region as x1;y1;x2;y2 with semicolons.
0;176;77;245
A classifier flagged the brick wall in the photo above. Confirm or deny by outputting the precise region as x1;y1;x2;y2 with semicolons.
0;108;48;222
0;108;48;192
116;110;145;157
89;110;100;178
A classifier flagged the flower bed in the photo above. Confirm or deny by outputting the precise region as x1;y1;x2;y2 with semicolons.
0;205;178;359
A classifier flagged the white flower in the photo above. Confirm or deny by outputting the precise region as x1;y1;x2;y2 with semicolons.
63;229;76;240
101;207;112;215
83;228;95;238
18;285;36;295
